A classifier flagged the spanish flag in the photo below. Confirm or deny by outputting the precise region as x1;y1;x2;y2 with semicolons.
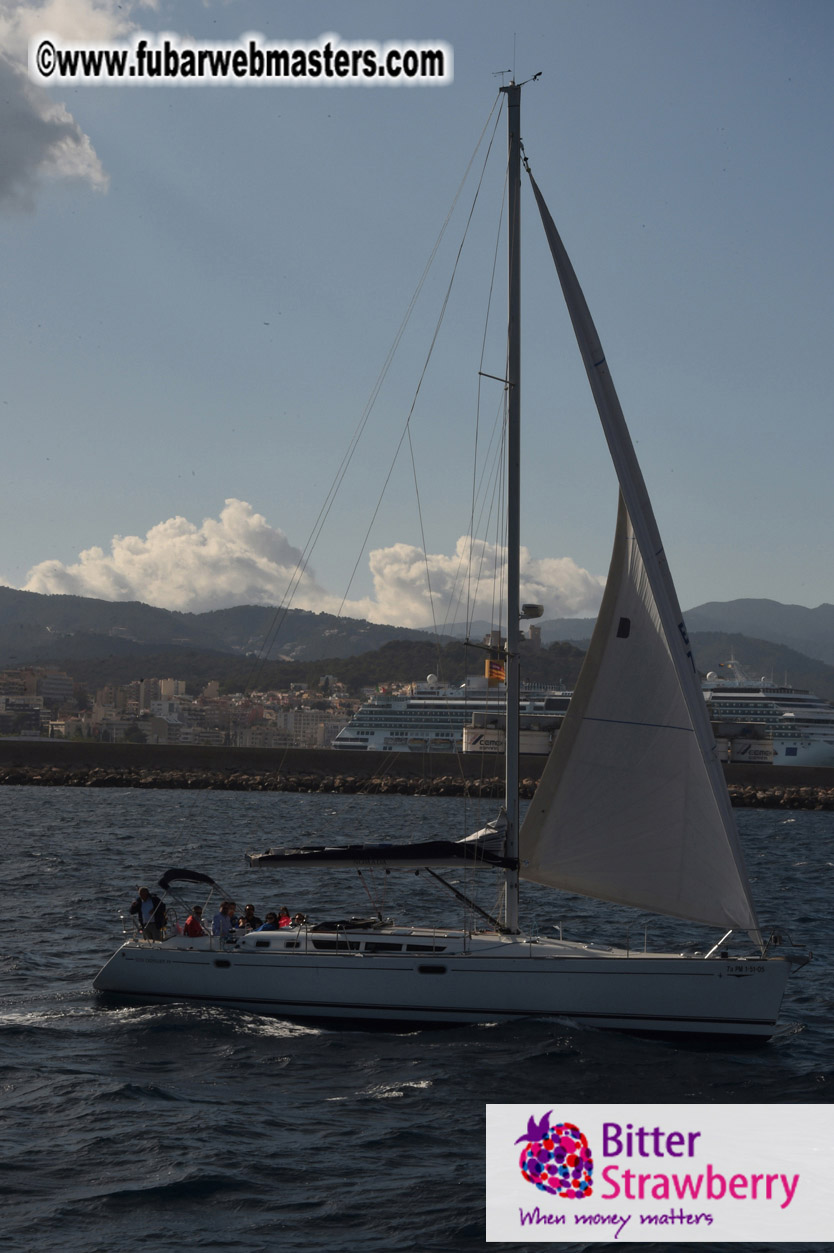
486;659;506;684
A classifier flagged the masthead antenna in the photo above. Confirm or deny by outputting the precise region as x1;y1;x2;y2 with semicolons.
498;71;543;93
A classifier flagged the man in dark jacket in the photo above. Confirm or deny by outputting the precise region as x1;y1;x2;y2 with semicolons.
129;886;166;940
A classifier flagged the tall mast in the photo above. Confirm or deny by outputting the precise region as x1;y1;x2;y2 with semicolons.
502;81;521;933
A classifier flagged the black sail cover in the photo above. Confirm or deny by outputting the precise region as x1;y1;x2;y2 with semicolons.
247;838;514;871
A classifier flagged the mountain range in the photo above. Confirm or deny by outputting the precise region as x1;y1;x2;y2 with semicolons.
445;601;834;667
0;587;428;665
0;586;832;701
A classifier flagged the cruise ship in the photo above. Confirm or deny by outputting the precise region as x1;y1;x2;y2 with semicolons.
333;660;834;766
331;673;571;754
703;662;834;767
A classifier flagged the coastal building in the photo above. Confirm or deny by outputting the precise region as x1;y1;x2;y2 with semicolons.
0;694;47;736
159;679;188;698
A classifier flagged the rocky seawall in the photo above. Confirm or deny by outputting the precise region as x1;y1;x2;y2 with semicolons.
1;760;833;809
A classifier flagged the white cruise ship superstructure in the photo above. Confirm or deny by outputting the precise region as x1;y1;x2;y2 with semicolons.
333;661;834;765
703;663;834;766
332;673;571;754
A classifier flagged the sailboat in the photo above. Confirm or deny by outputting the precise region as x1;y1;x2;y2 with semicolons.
94;83;798;1037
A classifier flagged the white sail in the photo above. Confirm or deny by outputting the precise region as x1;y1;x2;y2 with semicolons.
520;172;761;939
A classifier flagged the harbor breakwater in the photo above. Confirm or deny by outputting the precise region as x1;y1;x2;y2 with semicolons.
1;742;833;809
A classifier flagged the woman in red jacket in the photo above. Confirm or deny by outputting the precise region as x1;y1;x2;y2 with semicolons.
183;905;206;936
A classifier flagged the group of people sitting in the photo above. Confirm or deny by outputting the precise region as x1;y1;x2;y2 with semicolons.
188;901;307;938
130;889;306;942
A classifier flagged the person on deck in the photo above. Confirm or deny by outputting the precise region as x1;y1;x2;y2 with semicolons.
256;912;280;931
129;886;166;941
211;902;233;937
277;907;292;928
183;906;205;937
238;904;262;931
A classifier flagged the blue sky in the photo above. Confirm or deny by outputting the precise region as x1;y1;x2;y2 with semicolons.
1;0;832;627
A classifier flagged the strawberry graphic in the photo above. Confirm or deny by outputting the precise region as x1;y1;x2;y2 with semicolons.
517;1115;594;1199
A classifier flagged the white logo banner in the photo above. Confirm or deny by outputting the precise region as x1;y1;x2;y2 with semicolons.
486;1103;831;1242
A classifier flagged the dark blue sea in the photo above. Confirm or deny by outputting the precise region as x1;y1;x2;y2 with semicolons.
1;787;831;1252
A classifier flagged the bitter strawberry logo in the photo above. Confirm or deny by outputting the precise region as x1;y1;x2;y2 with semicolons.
516;1112;594;1199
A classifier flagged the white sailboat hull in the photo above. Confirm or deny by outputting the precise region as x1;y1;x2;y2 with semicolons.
94;929;790;1037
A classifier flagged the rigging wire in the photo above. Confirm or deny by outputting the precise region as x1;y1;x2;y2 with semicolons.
466;160;509;637
236;96;505;697
330;99;510;866
401;111;506;641
436;159;508;643
337;98;506;631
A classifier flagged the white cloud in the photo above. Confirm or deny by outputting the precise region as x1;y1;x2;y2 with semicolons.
363;536;604;627
23;500;330;613
0;0;136;51
0;0;140;209
22;499;606;624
